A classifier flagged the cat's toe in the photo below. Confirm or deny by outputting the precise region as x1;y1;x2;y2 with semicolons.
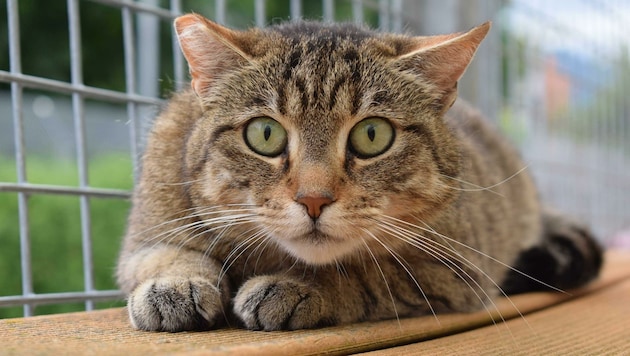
128;277;225;332
233;276;334;331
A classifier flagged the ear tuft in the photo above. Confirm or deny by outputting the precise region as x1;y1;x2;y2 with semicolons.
174;14;251;97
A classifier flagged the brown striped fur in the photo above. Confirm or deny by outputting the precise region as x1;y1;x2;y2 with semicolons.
116;15;602;332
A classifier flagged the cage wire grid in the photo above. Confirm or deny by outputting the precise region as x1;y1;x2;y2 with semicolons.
0;0;174;316
0;0;409;317
2;0;629;317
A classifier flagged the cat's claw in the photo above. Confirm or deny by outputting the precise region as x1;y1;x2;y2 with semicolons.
233;276;334;331
127;277;225;332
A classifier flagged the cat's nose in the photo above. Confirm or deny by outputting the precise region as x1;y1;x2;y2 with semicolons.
296;193;334;219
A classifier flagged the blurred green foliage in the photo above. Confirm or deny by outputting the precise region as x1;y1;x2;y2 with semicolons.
0;0;379;318
0;154;133;318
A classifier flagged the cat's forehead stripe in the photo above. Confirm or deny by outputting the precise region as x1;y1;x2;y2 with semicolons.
270;21;373;44
266;28;371;120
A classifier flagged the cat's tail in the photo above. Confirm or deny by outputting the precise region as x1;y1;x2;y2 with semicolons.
501;207;604;294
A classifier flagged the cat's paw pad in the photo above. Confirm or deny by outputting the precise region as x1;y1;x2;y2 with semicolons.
127;277;225;332
233;276;334;331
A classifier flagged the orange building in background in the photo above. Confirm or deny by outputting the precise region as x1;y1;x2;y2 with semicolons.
545;56;572;119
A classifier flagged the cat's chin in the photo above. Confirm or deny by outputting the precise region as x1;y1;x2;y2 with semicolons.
277;231;359;265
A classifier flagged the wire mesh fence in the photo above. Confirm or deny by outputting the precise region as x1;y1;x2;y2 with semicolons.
1;0;628;317
503;0;630;243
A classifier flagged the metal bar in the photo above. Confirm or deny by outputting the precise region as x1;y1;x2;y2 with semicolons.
137;0;160;99
122;2;141;180
215;0;226;24
352;0;364;24
0;71;163;106
378;0;389;31
391;0;402;33
0;183;131;199
0;290;124;308
68;0;96;312
290;0;302;21
171;0;185;89
7;0;34;318
88;0;175;18
323;0;334;22
255;0;266;27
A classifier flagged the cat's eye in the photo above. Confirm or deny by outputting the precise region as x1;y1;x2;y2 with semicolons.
244;117;288;157
348;117;395;158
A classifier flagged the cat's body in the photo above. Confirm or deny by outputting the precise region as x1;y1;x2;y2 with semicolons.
117;15;602;332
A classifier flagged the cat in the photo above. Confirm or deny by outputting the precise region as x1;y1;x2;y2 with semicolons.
116;14;603;332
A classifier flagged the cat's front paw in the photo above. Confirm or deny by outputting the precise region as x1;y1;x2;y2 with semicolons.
233;276;335;331
127;276;226;332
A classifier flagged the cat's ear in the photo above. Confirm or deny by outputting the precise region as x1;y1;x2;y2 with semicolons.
174;14;252;96
397;22;491;110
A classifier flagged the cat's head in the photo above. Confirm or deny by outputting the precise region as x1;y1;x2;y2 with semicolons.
174;15;489;265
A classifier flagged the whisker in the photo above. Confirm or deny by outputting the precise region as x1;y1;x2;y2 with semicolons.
439;165;529;196
373;221;520;340
371;221;503;326
362;228;440;324
379;217;512;302
130;205;258;240
403;216;566;294
217;229;269;285
380;215;539;333
360;238;401;327
145;211;256;243
416;219;460;258
436;180;503;197
249;232;278;276
200;217;260;262
155;178;205;186
134;212;259;273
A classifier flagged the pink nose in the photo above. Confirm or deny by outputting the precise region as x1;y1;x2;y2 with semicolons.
296;194;334;219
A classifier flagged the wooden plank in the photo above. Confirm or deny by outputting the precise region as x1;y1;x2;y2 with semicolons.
1;251;628;355
363;275;630;355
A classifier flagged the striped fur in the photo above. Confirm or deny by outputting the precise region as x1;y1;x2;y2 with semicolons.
116;15;602;332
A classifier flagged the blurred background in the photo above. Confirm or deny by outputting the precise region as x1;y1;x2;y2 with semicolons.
1;0;629;318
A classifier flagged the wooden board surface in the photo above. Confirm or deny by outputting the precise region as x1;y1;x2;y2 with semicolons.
2;251;629;355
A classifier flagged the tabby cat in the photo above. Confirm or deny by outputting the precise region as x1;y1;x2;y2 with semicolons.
116;14;602;332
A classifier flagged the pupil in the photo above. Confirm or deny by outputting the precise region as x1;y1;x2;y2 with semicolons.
367;125;376;142
264;125;272;141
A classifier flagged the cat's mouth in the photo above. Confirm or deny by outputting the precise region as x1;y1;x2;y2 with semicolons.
301;229;338;243
278;229;359;265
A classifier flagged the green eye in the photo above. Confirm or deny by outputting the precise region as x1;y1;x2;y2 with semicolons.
348;117;395;158
244;117;288;157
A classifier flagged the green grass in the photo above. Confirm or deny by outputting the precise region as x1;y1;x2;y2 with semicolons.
0;154;133;318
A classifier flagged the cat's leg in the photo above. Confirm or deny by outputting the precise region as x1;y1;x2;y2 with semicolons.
119;245;230;332
232;257;467;331
232;274;337;331
501;208;603;294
